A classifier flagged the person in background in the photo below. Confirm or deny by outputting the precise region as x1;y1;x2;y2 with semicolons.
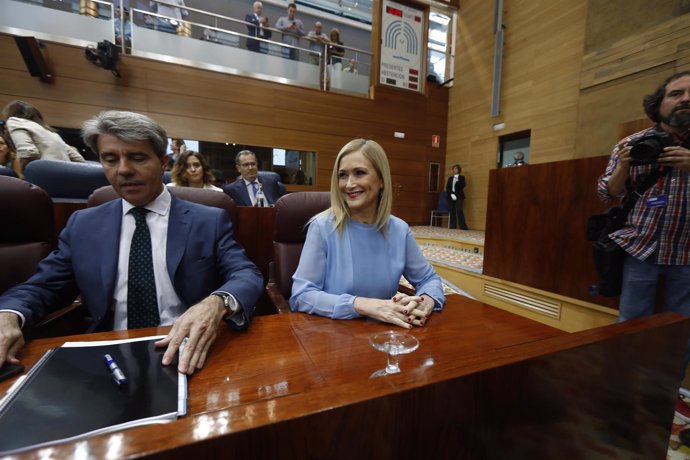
0;110;263;373
168;150;222;191
343;58;358;74
201;27;220;43
290;139;445;328
170;138;186;165
223;150;284;206
245;1;272;53
512;151;527;166
2;100;85;176
307;21;329;65
114;7;132;50
149;0;187;34
445;164;469;230
211;168;226;188
327;28;345;69
0;130;21;177
275;3;305;61
597;71;690;420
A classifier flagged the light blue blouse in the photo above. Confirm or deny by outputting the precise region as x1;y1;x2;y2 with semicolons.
289;213;446;319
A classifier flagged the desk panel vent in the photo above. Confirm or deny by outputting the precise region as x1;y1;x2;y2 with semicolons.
484;284;561;319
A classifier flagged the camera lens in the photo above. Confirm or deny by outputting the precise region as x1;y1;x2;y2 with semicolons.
630;139;661;163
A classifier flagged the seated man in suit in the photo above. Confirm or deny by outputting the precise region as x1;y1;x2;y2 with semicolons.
0;111;263;375
224;150;284;206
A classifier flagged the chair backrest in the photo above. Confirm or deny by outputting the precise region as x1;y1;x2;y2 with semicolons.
258;170;286;196
0;176;54;294
0;165;17;178
24;160;109;200
272;191;331;299
436;192;451;213
87;185;238;228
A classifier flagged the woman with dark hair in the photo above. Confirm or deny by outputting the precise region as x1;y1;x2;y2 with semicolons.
2;100;85;175
290;139;445;328
168;150;222;191
0;131;21;177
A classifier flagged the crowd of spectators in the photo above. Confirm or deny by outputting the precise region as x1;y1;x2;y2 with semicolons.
115;1;358;71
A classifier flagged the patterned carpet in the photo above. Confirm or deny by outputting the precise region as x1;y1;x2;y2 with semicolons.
669;412;690;459
411;226;484;273
410;226;486;245
669;392;690;460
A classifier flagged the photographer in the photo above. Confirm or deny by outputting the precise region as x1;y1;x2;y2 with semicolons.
597;71;690;384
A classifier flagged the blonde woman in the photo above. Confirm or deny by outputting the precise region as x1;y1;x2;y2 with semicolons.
290;139;445;328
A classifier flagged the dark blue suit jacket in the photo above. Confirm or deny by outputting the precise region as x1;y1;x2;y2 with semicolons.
245;13;272;53
0;196;263;332
224;175;283;207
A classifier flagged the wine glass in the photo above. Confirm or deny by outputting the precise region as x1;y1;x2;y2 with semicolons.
368;331;419;378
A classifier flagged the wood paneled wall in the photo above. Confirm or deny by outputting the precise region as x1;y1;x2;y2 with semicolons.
447;0;690;230
575;12;690;160
0;32;448;224
483;156;618;309
446;0;588;230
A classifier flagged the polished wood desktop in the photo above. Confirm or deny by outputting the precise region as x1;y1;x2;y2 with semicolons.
2;296;688;459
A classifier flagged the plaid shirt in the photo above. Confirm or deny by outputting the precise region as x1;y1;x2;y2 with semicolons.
597;126;690;265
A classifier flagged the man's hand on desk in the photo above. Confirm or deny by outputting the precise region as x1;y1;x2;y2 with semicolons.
0;312;24;366
155;296;226;375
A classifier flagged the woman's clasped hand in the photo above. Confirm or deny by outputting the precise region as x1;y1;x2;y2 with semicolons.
354;294;435;329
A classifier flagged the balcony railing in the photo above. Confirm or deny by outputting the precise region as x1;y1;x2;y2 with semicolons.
1;0;373;97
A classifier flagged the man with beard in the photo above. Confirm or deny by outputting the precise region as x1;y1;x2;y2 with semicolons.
597;71;690;413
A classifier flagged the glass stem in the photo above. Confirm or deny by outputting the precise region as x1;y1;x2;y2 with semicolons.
386;353;400;374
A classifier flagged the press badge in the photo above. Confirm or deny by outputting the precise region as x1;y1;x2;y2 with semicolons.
646;195;668;208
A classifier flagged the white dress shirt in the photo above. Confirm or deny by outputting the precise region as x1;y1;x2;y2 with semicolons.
113;187;184;330
243;178;258;206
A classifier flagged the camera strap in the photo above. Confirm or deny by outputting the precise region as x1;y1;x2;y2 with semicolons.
619;167;665;223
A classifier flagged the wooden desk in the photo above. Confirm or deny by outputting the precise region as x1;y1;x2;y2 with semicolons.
234;206;275;315
3;296;688;459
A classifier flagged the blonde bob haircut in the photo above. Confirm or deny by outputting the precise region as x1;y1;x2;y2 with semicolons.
327;138;392;234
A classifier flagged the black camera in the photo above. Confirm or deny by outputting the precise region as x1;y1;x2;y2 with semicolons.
85;40;120;77
629;128;676;165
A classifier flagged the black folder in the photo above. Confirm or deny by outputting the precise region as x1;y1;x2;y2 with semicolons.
0;336;185;454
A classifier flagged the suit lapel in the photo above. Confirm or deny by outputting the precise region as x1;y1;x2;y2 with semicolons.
258;178;270;204
99;200;123;308
239;180;252;206
166;196;191;283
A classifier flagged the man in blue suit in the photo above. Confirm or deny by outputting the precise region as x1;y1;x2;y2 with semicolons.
0;111;263;374
245;1;272;53
224;150;284;206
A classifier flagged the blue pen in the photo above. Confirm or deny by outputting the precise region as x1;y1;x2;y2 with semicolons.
104;354;128;387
